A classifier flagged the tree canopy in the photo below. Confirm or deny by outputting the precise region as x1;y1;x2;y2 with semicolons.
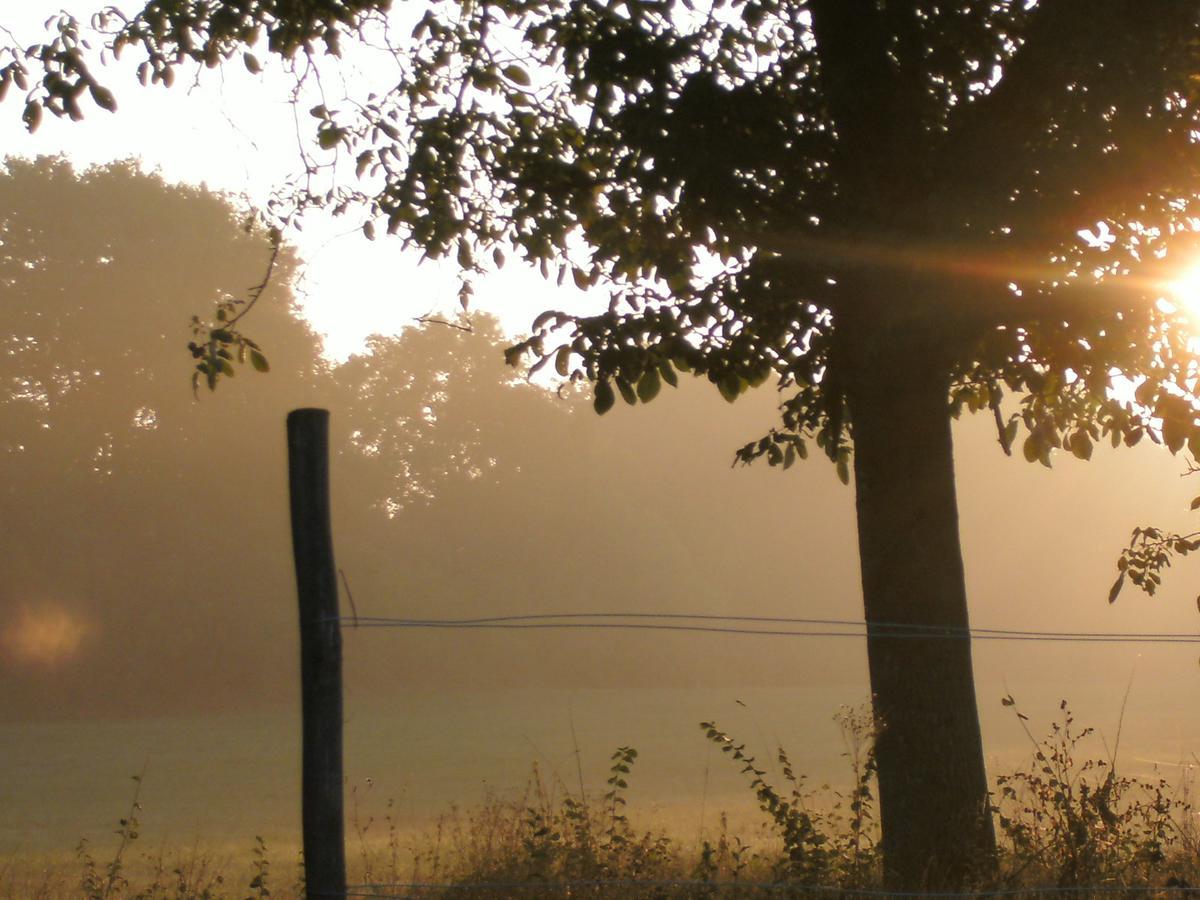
6;4;1200;462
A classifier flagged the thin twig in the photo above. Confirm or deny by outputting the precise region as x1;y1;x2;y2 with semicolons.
223;238;282;329
414;314;473;333
1106;662;1137;769
338;568;359;627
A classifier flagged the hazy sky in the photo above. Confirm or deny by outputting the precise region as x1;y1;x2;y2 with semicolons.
1;2;607;360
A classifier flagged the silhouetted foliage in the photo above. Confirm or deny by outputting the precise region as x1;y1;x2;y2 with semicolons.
332;317;566;512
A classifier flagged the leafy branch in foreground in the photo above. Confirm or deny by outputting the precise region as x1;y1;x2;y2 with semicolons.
187;227;279;394
1110;526;1200;604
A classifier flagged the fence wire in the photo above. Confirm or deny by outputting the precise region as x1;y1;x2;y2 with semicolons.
342;879;1200;897
331;610;1200;899
330;611;1200;644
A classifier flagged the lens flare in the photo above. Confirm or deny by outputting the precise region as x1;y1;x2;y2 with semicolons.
1;604;89;669
1169;264;1200;318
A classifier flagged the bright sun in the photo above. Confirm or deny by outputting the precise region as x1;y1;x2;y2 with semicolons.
1169;264;1200;319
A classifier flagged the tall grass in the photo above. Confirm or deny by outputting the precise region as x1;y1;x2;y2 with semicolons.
5;699;1200;898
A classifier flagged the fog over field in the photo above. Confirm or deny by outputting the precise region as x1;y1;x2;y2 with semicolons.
5;157;1200;854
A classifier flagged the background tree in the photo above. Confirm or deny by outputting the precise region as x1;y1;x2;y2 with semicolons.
0;155;867;719
9;2;1200;888
0;156;325;714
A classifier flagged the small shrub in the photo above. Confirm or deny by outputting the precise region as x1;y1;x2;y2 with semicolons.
994;697;1187;889
700;702;881;888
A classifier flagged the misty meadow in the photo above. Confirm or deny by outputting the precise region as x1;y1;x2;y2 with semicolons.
9;2;1200;897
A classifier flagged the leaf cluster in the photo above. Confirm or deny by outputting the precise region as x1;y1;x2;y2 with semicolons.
0;1;392;131
186;229;279;394
1110;525;1200;604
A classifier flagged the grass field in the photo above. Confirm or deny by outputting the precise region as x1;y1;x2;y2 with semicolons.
5;702;1200;898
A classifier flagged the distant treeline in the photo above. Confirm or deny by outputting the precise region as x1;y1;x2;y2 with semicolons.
0;157;861;720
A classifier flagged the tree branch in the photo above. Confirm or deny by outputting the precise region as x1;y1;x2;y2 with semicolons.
414;314;473;333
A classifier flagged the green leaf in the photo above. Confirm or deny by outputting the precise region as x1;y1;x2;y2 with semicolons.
666;271;691;294
243;52;261;74
836;455;850;485
554;346;570;377
317;127;342;150
658;359;678;388
1108;572;1125;604
717;372;741;403
22;101;41;133
1069;432;1092;461
1022;435;1039;464
1162;416;1187;454
616;377;637;405
594;380;615;415
249;349;270;373
1189;432;1200;460
89;85;117;112
637;367;661;403
1135;378;1156;406
457;239;473;268
355;151;373;178
502;64;531;86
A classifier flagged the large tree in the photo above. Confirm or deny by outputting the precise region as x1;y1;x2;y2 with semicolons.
10;1;1200;887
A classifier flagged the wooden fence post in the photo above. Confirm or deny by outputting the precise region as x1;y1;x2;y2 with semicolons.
287;408;346;899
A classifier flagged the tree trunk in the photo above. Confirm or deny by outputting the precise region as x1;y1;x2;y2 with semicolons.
847;346;995;889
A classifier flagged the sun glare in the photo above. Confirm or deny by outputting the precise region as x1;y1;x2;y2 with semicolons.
1;604;89;669
1168;264;1200;320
